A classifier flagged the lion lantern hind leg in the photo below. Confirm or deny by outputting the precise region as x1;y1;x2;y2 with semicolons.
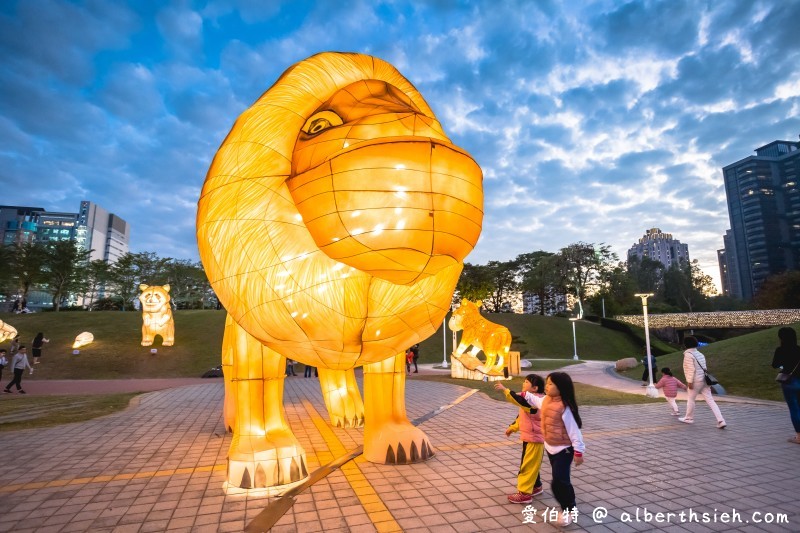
362;352;434;464
318;368;365;428
223;318;308;489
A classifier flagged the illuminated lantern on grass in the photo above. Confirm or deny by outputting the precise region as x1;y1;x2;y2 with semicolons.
138;284;175;347
0;320;17;342
72;331;94;349
197;52;483;489
448;299;511;382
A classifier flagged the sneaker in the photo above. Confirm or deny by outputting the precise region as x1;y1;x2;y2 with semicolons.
508;491;533;504
3;389;11;394
640;383;647;387
18;390;26;394
717;421;727;429
678;417;693;424
531;486;544;497
671;411;680;416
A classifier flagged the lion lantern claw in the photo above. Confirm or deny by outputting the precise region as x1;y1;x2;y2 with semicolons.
198;53;483;489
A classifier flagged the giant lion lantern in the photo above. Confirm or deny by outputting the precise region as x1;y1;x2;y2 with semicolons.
197;52;484;489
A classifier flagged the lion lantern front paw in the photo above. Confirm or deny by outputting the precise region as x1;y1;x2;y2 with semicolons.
364;421;434;464
227;431;309;489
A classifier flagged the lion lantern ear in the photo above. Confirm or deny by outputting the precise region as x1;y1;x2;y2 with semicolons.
461;298;469;306
162;284;170;293
139;284;149;291
475;300;482;308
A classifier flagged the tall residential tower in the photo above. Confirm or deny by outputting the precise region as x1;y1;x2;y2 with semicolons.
720;138;800;300
627;228;690;270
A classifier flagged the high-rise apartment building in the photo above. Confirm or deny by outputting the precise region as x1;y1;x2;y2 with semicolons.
720;138;800;300
76;201;130;263
0;201;129;261
627;228;690;270
717;230;742;298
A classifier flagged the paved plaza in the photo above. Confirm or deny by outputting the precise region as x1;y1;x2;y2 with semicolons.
0;366;798;532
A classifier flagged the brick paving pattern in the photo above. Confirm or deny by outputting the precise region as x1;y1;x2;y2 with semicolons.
1;369;798;532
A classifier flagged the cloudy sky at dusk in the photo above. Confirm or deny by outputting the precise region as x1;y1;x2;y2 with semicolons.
2;0;799;289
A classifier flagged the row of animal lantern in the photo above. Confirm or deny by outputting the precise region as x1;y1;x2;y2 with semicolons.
0;283;176;353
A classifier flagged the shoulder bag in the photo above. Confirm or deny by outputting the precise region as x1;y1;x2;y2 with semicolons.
776;361;800;383
691;352;718;386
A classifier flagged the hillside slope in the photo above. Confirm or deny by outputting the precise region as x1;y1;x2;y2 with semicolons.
620;323;800;401
2;310;670;379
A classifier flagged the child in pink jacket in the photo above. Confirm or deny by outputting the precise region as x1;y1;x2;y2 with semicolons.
655;367;687;416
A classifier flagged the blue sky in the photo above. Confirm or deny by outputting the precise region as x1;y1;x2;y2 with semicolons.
2;0;799;290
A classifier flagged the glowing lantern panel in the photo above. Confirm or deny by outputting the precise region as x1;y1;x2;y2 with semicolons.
72;331;94;349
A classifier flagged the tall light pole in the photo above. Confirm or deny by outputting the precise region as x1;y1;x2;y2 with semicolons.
441;317;449;368
569;318;579;360
635;293;659;398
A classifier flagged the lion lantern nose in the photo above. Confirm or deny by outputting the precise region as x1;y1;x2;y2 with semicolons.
287;137;483;285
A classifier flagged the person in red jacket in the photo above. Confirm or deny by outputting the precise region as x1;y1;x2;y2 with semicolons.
655;367;687;416
500;374;546;504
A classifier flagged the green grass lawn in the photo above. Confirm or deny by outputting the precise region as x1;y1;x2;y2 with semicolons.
417;313;675;363
413;374;661;406
0;310;224;379
619;323;800;402
0;393;139;432
3;310;789;402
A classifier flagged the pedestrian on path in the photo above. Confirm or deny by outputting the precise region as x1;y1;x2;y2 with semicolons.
303;364;318;378
641;349;658;386
0;349;7;382
496;371;584;527
31;332;49;365
9;336;20;356
411;344;420;373
772;327;800;444
285;359;296;376
680;336;726;429
497;374;546;504
4;346;32;394
405;348;413;374
655;367;687;416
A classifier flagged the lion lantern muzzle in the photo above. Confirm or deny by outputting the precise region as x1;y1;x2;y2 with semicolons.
287;79;483;286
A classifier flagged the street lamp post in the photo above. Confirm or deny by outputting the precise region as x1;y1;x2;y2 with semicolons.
441;317;449;368
569;318;579;361
635;293;659;398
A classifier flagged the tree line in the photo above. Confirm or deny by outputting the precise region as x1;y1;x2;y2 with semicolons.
455;241;761;316
0;241;215;312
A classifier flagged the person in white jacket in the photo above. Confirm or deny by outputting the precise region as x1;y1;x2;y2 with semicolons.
680;336;726;428
3;345;32;394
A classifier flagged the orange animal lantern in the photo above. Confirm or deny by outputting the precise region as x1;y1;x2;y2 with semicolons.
448;299;511;381
138;284;175;347
0;320;17;342
197;52;483;489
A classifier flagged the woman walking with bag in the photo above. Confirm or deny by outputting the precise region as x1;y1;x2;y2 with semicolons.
680;336;726;429
772;327;800;444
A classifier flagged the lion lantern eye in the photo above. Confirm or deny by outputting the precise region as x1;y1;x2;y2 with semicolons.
301;110;343;136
